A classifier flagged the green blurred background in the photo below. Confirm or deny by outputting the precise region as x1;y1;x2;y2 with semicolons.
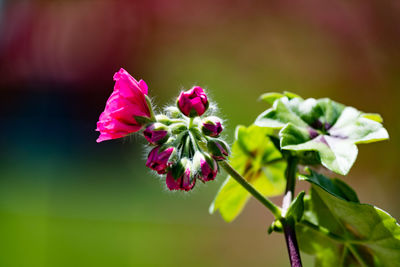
1;0;399;266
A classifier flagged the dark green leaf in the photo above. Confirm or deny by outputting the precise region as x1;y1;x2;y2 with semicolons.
299;168;359;202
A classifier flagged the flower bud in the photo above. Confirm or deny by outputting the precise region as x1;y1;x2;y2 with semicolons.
207;139;230;160
143;123;170;145
155;114;172;125
166;158;196;191
201;116;223;137
177;86;209;117
170;123;187;135
192;151;218;182
165;106;183;119
146;147;175;174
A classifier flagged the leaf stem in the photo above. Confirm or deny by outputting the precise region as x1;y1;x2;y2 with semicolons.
282;157;303;267
347;245;368;267
219;161;281;218
299;221;345;243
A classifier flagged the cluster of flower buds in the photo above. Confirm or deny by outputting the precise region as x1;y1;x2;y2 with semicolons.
96;69;230;191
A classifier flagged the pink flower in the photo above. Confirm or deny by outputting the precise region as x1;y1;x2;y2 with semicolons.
177;86;209;117
96;68;151;143
146;147;175;174
166;168;196;191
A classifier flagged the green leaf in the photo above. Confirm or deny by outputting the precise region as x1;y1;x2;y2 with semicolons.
286;191;305;222
362;113;383;123
259;92;285;105
282;125;358;175
297;170;400;266
209;125;286;222
283;91;302;99
329;107;389;145
259;91;301;105
299;168;358;202
256;97;309;129
255;94;389;175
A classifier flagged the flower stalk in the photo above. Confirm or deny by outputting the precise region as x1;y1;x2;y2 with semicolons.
281;156;302;267
219;161;281;218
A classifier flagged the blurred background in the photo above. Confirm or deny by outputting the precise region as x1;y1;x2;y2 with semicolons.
1;0;399;266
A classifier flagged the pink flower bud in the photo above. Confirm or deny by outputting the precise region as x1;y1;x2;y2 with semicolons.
146;147;175;174
193;152;218;182
207;139;230;161
177;86;209;117
96;68;151;143
166;159;195;191
143;123;169;145
201;116;223;137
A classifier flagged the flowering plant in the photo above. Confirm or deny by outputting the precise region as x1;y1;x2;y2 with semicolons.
96;70;399;266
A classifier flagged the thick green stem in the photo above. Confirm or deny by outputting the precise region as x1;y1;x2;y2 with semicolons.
282;157;303;267
220;161;281;218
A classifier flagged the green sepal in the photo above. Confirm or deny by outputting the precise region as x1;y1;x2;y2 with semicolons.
155;114;172;125
134;115;154;125
164;106;184;119
170;158;189;180
170;123;187;134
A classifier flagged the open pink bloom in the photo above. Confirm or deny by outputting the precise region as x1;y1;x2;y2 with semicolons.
166;168;196;191
177;86;209;117
146;147;174;174
96;68;151;143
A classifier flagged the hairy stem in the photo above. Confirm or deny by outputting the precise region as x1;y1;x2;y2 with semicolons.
188;117;194;128
220;161;281;218
282;157;302;267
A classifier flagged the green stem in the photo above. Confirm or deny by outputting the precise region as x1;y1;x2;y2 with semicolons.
188;117;194;128
339;246;349;267
282;157;298;216
220;161;281;218
299;221;345;243
282;156;303;267
347;245;368;267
